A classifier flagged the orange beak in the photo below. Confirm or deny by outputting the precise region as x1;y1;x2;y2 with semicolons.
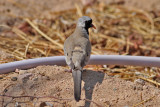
90;24;96;29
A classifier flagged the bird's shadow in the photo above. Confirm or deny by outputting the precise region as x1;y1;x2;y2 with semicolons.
82;70;104;107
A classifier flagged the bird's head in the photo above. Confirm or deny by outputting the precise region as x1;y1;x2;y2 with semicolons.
77;16;96;29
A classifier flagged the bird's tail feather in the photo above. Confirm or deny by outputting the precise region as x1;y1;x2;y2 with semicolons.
72;69;82;102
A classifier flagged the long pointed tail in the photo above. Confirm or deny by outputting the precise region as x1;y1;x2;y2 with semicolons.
72;69;82;102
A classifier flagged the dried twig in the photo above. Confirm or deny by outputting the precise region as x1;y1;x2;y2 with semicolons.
132;96;155;107
139;76;160;86
0;94;102;106
24;18;63;48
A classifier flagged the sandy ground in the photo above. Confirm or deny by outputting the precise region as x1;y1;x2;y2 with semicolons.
0;65;160;107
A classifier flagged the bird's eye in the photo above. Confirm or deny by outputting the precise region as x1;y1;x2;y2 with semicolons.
85;21;89;24
85;20;91;25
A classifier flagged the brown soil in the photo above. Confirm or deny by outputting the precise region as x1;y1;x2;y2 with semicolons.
0;65;160;107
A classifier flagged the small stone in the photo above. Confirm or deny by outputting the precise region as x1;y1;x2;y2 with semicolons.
137;86;143;90
143;85;149;89
15;69;27;75
134;79;145;85
113;88;117;91
33;77;38;81
99;98;104;101
18;73;32;83
4;89;8;93
15;102;21;107
133;86;136;90
15;69;20;73
42;76;50;80
40;73;45;76
104;101;111;106
34;89;37;92
11;77;17;81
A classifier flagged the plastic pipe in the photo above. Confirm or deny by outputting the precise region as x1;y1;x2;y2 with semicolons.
0;55;160;74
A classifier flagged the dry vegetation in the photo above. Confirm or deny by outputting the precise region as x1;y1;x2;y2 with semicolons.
1;3;160;60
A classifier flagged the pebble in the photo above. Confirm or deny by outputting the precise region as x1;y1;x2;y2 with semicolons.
42;76;50;80
133;86;136;90
15;102;21;107
15;69;27;75
99;98;104;102
11;77;17;81
18;73;32;83
113;88;117;91
33;77;38;81
134;79;145;85
137;86;143;90
143;85;149;89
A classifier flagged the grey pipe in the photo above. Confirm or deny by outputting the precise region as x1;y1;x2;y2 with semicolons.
0;55;160;74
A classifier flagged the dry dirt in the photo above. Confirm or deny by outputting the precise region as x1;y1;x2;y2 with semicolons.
0;65;160;107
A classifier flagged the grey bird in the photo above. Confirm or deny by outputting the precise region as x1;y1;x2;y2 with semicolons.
64;16;96;102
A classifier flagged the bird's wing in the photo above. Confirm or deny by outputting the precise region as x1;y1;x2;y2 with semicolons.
72;39;91;69
64;38;74;69
83;41;91;66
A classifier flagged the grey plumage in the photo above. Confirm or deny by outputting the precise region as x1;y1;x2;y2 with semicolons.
64;16;95;102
